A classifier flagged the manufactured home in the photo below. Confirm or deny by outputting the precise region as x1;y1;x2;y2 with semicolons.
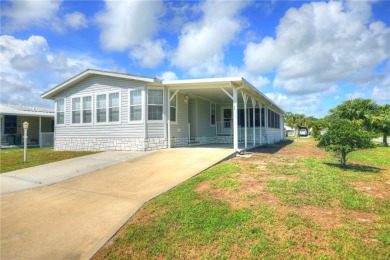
41;69;285;152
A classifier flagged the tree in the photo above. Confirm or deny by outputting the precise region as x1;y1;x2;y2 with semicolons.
317;119;374;166
329;98;378;130
309;118;328;138
371;104;390;147
285;112;306;137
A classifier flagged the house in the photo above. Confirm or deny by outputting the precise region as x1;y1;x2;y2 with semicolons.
41;69;285;152
0;104;54;147
284;125;295;136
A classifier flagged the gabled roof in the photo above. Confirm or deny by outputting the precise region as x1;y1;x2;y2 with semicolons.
0;104;54;117
41;69;160;99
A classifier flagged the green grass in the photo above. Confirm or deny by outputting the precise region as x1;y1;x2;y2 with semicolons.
95;140;390;259
349;147;390;167
0;147;96;173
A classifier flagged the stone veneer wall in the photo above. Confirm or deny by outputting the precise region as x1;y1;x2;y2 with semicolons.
55;137;167;151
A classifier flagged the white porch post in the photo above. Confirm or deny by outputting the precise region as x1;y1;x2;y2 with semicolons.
265;106;268;144
259;101;262;145
242;92;248;149
281;115;285;140
233;86;238;151
167;89;171;148
39;117;42;148
251;97;256;147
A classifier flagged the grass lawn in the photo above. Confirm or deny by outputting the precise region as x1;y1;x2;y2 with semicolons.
95;139;390;259
0;147;96;173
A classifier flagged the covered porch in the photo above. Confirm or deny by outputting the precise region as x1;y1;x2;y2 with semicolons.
164;78;285;152
0;105;55;148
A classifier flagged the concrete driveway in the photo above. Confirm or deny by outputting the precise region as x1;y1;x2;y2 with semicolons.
0;147;235;259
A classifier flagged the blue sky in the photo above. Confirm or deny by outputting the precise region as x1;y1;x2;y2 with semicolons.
1;0;389;118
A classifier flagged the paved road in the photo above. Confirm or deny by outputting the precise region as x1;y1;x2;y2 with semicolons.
0;147;235;259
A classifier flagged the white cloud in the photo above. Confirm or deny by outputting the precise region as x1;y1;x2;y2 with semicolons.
158;71;178;81
2;0;89;32
2;0;62;32
172;0;249;69
96;0;163;51
0;35;108;107
265;92;327;116
64;11;88;30
130;40;166;69
244;1;390;96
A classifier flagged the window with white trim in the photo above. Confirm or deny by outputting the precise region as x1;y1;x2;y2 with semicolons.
96;94;107;123
109;92;119;122
210;103;216;126
82;96;92;123
129;89;142;121
170;92;177;122
96;92;120;123
148;89;163;120
72;97;81;124
56;99;65;124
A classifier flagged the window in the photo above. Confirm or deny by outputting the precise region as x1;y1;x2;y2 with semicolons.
130;89;142;121
56;99;65;124
170;92;177;122
109;92;119;122
72;97;81;124
210;103;216;126
96;94;107;123
4;115;17;134
96;92;120;123
266;109;280;129
148;89;163;120
82;96;92;123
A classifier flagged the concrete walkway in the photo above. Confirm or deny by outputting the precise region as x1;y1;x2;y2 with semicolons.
0;151;153;195
0;147;235;259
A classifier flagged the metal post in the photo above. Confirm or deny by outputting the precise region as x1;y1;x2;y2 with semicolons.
233;87;238;151
23;122;29;162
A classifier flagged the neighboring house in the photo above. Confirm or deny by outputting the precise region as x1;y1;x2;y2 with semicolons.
0;104;54;147
284;125;295;136
41;69;285;152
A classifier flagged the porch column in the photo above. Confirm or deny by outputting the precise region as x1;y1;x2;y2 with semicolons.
258;101;262;145
39;117;42;148
233;86;238;151
242;92;248;149
265;106;268;144
251;97;256;147
167;90;171;148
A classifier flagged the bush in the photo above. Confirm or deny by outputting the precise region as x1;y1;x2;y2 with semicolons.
317;119;374;166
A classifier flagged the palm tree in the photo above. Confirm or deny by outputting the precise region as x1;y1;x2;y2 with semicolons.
371;104;390;147
330;98;378;129
285;112;306;137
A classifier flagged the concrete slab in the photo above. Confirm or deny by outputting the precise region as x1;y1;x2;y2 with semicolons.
0;151;153;195
1;147;235;260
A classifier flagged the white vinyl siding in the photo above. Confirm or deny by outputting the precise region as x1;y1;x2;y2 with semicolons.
170;92;189;138
54;75;151;138
148;89;163;121
129;89;142;122
56;99;65;125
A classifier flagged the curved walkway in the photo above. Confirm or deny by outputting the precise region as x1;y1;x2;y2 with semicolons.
0;147;235;259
